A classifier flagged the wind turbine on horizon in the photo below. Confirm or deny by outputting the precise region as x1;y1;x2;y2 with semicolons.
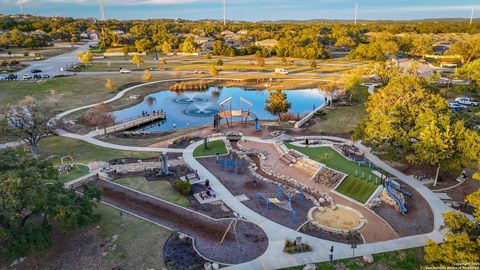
98;0;106;21
19;0;24;15
354;3;358;25
470;8;475;25
223;0;227;26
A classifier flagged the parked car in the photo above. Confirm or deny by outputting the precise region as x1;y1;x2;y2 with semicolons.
274;68;289;75
41;74;51;79
448;102;469;112
30;69;42;73
0;74;8;80
193;70;207;74
455;96;479;106
6;74;17;80
33;74;42;80
119;69;131;74
22;74;32;80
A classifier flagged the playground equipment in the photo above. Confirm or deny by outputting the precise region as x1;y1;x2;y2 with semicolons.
53;155;80;175
216;155;242;174
255;117;261;131
215;97;258;129
385;180;412;214
220;212;241;247
257;186;305;224
159;152;170;175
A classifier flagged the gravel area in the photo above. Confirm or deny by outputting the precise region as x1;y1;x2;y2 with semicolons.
198;156;315;230
371;180;434;237
96;180;268;265
298;222;364;245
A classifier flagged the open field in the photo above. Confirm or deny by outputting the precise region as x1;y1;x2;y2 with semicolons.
0;46;78;62
96;203;170;270
193;139;228;157
283;247;425;270
38;136;159;163
115;176;189;207
285;144;380;203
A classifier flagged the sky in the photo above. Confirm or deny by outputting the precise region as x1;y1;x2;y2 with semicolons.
1;0;480;21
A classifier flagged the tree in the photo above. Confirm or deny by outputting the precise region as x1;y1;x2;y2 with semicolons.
105;79;116;90
84;104;114;127
2;96;57;158
369;60;402;85
455;59;480;89
47;89;61;106
180;37;196;54
446;35;480;63
321;82;340;106
0;150;100;259
344;74;363;101
424;185;480;266
135;38;154;53
410;35;434;57
281;57;287;66
162;41;172;55
257;56;265;67
264;90;291;122
77;50;93;67
216;59;223;66
310;60;317;68
335;36;356;48
209;65;219;77
161;58;167;69
131;53;144;69
142;69;153;81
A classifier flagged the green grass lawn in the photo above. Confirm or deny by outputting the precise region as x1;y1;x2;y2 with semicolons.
283;247;425;270
38;136;159;163
115;176;189;208
96;203;170;269
285;143;380;203
58;164;90;183
193;139;228;157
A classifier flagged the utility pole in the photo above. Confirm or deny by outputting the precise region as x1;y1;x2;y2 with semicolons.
223;0;226;26
354;3;358;25
470;9;474;25
19;0;24;15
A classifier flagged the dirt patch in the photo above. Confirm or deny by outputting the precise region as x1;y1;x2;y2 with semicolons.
164;234;208;270
299;222;364;245
96;180;268;265
371;180;434;237
198;156;315;230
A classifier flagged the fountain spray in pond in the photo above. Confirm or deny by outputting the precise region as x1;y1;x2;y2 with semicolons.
184;102;220;117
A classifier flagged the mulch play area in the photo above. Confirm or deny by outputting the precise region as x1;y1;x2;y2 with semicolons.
96;180;268;265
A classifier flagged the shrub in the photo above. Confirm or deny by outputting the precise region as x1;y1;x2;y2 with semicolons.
283;240;312;254
175;179;191;195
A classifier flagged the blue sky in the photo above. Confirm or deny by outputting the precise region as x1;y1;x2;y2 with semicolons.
1;0;480;21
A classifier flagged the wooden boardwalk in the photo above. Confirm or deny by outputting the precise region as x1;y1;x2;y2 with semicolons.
105;113;166;134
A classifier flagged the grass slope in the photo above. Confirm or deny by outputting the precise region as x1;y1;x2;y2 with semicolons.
193;140;228;157
115;176;189;208
285;143;379;203
58;164;90;183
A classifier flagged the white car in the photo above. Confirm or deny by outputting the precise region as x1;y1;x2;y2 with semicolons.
119;69;131;74
455;96;479;106
22;74;32;80
193;70;207;74
0;74;8;80
274;68;289;75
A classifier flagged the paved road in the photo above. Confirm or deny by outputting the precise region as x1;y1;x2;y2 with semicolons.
16;41;97;78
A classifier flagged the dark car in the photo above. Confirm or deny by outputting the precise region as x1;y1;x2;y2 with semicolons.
30;69;42;73
33;74;42;80
7;74;17;80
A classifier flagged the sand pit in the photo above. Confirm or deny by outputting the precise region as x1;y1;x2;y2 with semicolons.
308;205;366;233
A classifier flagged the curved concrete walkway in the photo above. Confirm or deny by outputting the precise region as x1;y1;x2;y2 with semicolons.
183;137;448;270
48;79;451;269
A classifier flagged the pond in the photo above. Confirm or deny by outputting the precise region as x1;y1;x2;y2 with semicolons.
113;86;325;131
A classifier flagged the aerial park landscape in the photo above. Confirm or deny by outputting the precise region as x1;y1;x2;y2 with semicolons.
0;0;480;269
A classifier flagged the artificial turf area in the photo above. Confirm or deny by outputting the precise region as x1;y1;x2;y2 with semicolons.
193;139;228;157
285;143;380;203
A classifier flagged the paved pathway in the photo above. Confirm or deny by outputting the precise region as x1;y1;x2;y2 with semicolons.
182;137;449;270
42;79;451;269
